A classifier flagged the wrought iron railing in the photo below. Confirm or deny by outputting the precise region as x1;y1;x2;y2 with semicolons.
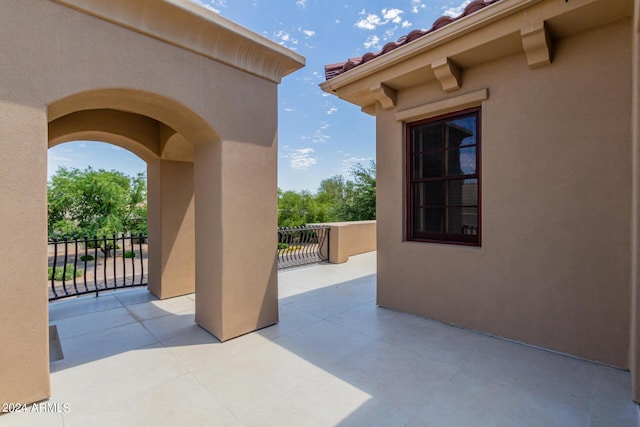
277;225;330;269
47;226;329;301
48;234;147;301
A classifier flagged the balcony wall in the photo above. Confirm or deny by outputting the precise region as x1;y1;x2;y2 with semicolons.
316;220;376;264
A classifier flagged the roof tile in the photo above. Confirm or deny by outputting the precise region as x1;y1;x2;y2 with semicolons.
324;0;501;80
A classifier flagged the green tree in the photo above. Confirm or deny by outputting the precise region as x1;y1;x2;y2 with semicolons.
316;175;349;205
48;167;147;255
277;189;327;227
277;161;376;227
332;161;376;221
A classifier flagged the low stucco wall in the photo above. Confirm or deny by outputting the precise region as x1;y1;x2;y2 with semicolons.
316;221;376;264
376;19;632;368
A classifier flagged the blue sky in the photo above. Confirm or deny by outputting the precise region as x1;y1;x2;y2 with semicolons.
47;0;473;192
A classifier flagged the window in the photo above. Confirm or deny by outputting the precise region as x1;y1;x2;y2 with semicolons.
406;107;480;245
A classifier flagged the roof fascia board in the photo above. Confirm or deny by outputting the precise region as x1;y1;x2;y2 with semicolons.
50;0;305;83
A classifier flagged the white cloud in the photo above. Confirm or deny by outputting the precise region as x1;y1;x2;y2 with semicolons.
411;0;426;14
284;107;295;112
382;8;403;24
301;121;331;144
275;30;290;42
288;148;317;170
443;0;472;18
355;14;382;30
355;7;405;30
309;131;330;143
273;29;299;48
327;106;338;115
296;0;307;7
274;26;316;49
111;146;122;151
355;7;408;47
363;35;381;49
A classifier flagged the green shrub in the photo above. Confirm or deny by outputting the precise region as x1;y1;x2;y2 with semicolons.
124;251;136;259
80;255;94;262
277;242;289;250
48;264;83;281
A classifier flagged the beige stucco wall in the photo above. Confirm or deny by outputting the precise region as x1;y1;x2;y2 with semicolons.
147;159;196;299
376;19;632;368
0;0;302;405
318;221;377;263
631;0;640;401
0;104;51;406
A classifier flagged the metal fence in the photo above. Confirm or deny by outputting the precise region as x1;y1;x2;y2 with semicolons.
48;234;147;301
47;226;329;301
277;225;330;269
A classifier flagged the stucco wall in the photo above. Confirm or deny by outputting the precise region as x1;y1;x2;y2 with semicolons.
631;0;640;401
0;104;50;406
376;19;632;368
0;0;301;404
318;221;377;264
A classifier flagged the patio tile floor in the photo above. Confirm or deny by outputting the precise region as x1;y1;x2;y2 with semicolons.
1;252;637;426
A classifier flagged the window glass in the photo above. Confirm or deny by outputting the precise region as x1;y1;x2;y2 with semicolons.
412;125;442;153
407;108;480;245
412;151;442;179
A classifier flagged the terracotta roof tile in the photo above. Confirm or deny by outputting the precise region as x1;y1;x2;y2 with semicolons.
324;0;501;80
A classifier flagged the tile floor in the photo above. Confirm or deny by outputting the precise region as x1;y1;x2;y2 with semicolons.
0;252;637;426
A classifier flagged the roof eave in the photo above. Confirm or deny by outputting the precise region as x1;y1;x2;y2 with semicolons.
51;0;305;83
320;0;543;100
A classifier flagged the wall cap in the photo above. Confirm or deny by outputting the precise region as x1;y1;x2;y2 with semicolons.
51;0;305;83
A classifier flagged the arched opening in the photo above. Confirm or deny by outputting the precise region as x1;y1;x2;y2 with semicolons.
47;89;211;301
47;140;149;301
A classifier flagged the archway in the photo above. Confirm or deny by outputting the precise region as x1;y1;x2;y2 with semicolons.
48;97;200;299
47;140;148;300
44;85;284;346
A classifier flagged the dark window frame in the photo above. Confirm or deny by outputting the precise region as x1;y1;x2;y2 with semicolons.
405;107;482;246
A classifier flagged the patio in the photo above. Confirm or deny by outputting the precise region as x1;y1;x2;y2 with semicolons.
1;252;637;426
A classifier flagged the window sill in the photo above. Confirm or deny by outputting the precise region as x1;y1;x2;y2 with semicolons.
407;237;481;247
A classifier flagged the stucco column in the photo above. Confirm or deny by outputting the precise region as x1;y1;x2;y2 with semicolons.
0;104;50;404
631;0;640;403
147;159;195;299
194;138;279;341
375;105;404;309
